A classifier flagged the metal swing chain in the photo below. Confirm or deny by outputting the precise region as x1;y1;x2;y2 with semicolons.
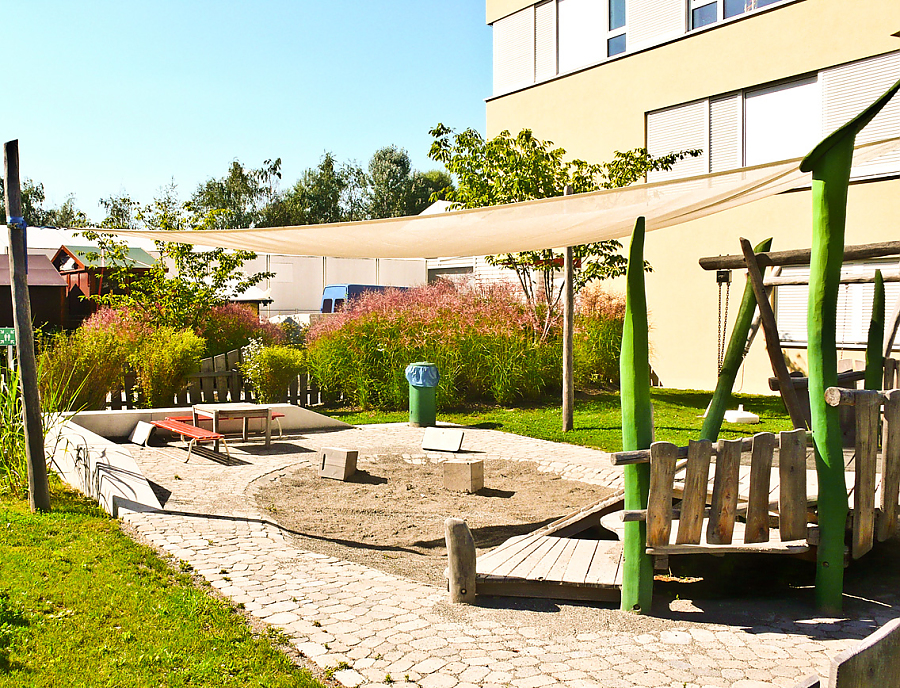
717;279;731;374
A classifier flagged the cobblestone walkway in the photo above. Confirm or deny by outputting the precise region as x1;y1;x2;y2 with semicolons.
121;423;900;688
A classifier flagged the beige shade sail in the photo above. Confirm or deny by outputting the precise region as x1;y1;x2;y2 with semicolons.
94;138;900;259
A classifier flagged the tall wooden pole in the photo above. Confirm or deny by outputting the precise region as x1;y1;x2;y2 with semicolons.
562;185;574;432
3;140;50;512
739;238;808;429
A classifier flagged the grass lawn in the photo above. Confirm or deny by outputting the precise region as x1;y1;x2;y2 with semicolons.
0;485;323;688
326;388;794;452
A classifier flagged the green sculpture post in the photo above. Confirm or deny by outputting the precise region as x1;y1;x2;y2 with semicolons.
620;217;654;613
865;269;885;391
700;237;773;441
800;77;900;612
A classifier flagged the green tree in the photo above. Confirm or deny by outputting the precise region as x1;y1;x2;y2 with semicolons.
1;179;90;228
81;185;273;329
271;153;368;225
191;158;282;229
428;124;700;340
367;146;452;218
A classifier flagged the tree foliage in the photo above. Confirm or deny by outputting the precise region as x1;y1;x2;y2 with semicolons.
82;184;273;330
0;179;90;228
191;158;283;229
428;124;701;340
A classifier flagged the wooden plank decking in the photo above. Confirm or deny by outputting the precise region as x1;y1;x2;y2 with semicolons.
474;491;624;601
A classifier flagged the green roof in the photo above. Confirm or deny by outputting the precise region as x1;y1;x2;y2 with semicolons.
60;245;157;269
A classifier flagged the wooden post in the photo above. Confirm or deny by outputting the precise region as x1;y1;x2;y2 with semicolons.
562;185;574;432
3;140;50;512
444;517;476;603
739;238;808;429
700;237;772;441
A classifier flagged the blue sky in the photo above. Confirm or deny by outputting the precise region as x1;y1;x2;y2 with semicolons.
3;0;491;218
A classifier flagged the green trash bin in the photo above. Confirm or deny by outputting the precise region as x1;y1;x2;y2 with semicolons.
405;362;439;427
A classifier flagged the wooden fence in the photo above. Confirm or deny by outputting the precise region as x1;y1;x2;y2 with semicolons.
107;347;322;410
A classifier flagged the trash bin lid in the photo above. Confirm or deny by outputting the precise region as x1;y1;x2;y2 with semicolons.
405;362;440;387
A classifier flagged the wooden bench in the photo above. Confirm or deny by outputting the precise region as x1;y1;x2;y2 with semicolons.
151;419;230;463
165;411;285;437
616;429;814;556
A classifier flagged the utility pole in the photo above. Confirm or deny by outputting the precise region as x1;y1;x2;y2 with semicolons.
562;185;574;432
3;140;50;512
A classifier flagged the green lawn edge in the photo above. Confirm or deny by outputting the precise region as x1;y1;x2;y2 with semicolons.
0;485;324;688
324;388;794;452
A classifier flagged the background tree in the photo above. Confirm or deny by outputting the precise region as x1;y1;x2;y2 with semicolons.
367;145;452;218
190;158;282;229
0;179;90;228
82;183;272;329
428;124;700;340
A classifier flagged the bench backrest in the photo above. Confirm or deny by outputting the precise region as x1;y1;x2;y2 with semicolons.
647;429;809;551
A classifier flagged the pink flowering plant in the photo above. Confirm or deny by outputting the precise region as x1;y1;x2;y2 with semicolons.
306;281;561;409
197;303;285;356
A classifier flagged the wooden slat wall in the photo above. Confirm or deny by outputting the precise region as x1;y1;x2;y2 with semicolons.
745;432;776;543
707;439;742;545
778;428;808;542
647;442;678;548
878;389;900;541
676;440;711;545
853;391;881;559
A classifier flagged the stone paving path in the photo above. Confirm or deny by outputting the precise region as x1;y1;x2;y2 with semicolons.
120;423;900;688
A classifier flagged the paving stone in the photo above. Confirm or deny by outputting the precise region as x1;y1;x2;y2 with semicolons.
113;423;892;688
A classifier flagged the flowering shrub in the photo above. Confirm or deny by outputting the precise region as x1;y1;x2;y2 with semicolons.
129;328;206;408
306;281;560;409
197;303;285;356
574;286;626;387
37;308;147;410
240;339;306;403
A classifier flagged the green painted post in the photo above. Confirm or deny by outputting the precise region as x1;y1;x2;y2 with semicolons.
865;269;885;391
620;216;654;613
700;237;773;442
800;76;900;613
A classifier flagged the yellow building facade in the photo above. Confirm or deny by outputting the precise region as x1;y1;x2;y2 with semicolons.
485;0;900;393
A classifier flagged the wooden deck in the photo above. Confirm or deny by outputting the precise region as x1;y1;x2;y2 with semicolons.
474;492;624;601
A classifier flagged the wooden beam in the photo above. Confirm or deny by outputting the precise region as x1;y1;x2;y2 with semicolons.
561;185;574;433
700;240;900;271
739;238;808;430
3;140;50;512
764;270;900;287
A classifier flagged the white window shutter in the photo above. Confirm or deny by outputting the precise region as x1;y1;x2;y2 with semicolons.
534;1;557;82
646;100;710;182
777;262;900;347
628;0;684;52
709;93;742;172
822;50;900;178
558;0;605;73
493;7;536;96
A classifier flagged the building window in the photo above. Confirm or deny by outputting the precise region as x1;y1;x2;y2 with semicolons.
607;0;626;56
743;76;821;166
646;51;900;181
776;262;900;349
690;0;784;31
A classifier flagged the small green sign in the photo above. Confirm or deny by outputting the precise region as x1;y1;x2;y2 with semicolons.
0;328;15;346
